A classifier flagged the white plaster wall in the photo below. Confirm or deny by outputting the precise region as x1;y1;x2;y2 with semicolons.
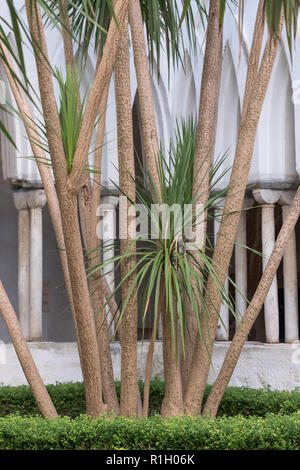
1;341;300;391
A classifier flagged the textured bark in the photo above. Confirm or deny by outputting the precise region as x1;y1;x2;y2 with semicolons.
68;0;128;189
184;6;281;415
193;0;223;198
59;0;120;413
58;190;105;416
203;185;300;417
0;282;57;419
87;81;120;414
143;317;159;417
114;10;138;417
182;0;223;393
92;287;120;414
161;295;184;418
25;2;104;416
59;0;74;70
129;0;161;201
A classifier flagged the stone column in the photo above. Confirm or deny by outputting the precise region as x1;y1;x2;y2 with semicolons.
235;198;253;329
27;190;46;341
279;192;299;343
253;189;280;343
99;196;119;339
13;191;30;340
214;201;229;341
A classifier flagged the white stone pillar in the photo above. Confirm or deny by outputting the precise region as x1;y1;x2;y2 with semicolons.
280;192;299;343
13;191;30;340
99;196;119;339
27;190;46;341
253;190;280;343
235;198;253;329
214;201;229;341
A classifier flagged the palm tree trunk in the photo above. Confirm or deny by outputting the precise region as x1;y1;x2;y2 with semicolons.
114;9;138;417
143;313;159;417
128;0;161;201
88;82;120;415
161;291;184;418
203;185;300;417
58;190;105;416
25;0;127;417
184;5;281;415
0;282;57;419
182;0;223;393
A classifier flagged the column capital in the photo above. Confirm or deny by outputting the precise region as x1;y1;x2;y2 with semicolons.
13;190;29;211
26;189;46;210
13;189;46;211
252;189;281;205
99;196;119;214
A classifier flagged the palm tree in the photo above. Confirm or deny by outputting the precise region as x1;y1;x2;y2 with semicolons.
0;0;299;419
0;0;203;417
184;0;300;416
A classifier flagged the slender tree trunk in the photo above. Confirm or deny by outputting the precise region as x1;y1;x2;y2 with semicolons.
161;292;184;418
25;0;126;417
182;0;223;393
88;82;120;414
92;287;119;414
203;185;300;417
114;9;138;417
193;0;223;197
58;190;105;416
143;314;159;417
0;282;57;419
128;0;161;201
26;1;104;416
184;6;281;415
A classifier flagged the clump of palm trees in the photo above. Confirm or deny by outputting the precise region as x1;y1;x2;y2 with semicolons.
0;0;299;420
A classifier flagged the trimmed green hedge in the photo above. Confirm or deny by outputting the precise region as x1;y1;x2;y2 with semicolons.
0;380;300;418
0;413;299;450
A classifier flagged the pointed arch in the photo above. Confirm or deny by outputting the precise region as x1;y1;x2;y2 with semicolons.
0;33;41;186
252;46;298;188
213;42;241;191
172;51;197;128
149;60;172;157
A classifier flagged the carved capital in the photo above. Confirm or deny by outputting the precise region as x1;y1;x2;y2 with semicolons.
14;189;46;211
13;190;29;211
252;189;281;205
98;196;119;215
26;189;46;210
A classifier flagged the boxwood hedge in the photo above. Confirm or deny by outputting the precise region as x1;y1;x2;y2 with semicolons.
0;413;299;450
0;380;299;418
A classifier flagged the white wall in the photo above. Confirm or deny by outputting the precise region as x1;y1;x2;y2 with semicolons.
1;341;300;391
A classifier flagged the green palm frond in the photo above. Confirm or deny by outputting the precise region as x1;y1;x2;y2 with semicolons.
88;118;244;356
43;0;114;61
56;66;87;172
139;0;206;71
264;0;300;53
46;0;207;69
